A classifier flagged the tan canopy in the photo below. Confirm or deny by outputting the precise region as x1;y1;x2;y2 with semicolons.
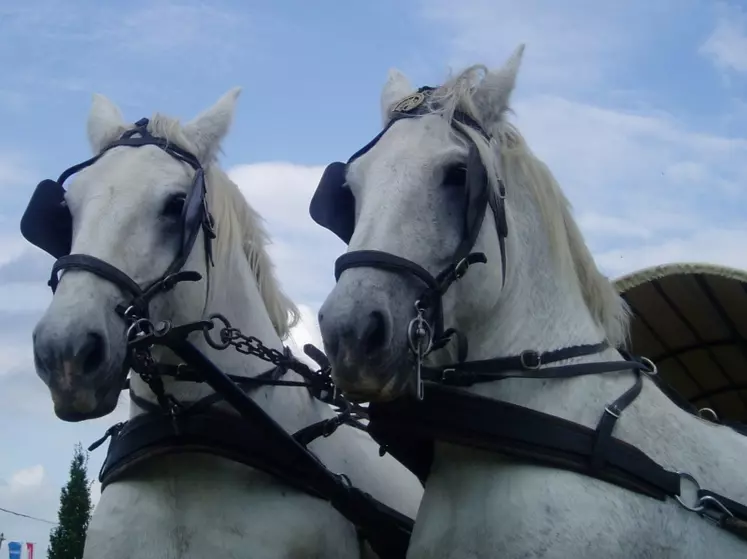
614;263;747;423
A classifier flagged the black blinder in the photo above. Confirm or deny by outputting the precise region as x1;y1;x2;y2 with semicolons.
21;179;73;259
309;162;355;244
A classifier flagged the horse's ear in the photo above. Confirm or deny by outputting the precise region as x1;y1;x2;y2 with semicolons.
87;94;127;154
183;87;242;163
472;44;525;133
380;69;414;125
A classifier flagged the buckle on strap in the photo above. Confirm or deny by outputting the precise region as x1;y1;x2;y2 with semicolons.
638;356;658;377
454;258;470;279
519;350;541;370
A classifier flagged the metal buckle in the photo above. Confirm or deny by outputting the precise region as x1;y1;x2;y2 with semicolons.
519;350;541;370
639;356;658;377
454;258;469;279
671;470;735;522
604;404;621;418
441;368;457;383
699;494;734;522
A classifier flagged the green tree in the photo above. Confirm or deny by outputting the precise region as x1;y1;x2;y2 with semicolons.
48;443;93;559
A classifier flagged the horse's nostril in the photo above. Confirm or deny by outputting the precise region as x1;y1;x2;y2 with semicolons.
80;332;105;375
362;311;388;354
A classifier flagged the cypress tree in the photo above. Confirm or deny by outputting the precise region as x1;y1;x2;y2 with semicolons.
47;443;93;559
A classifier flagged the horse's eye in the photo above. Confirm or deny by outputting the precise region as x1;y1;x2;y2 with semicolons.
162;194;186;217
443;165;467;187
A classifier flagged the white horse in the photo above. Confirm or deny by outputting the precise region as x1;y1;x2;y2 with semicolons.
315;45;747;558
30;89;421;558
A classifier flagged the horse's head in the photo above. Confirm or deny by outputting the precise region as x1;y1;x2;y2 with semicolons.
27;88;241;421
315;48;526;403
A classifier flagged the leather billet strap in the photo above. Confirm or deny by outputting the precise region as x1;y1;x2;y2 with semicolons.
368;383;679;500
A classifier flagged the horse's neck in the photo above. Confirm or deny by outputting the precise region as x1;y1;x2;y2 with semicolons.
462;189;630;430
128;239;327;435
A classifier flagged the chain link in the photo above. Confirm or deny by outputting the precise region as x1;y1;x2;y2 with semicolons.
124;312;367;442
202;313;288;366
220;327;287;365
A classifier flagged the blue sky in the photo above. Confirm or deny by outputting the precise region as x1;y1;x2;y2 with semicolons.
1;0;746;555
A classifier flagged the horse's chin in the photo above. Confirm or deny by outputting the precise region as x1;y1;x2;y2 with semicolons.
47;363;128;422
333;361;415;404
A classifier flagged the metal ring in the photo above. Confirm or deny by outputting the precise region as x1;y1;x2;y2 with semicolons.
639;356;658;376
673;470;705;513
203;313;232;350
698;407;719;422
407;316;433;355
126;318;154;341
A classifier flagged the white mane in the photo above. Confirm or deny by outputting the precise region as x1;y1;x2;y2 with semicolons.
420;66;630;347
140;113;300;338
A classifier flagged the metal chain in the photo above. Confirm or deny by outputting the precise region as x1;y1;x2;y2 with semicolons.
203;313;287;366
124;312;368;445
221;327;287;364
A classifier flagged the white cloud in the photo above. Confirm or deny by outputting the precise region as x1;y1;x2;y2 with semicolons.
700;3;747;74
229;162;326;235
2;1;252;56
511;93;747;200
8;465;44;492
598;227;747;278
0;153;36;192
504;96;747;283
418;0;668;94
0;1;266;104
229;162;344;305
0;343;35;377
0;282;51;313
0;238;35;268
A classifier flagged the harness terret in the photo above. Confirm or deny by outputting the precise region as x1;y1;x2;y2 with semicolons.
20;120;414;558
309;88;747;542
